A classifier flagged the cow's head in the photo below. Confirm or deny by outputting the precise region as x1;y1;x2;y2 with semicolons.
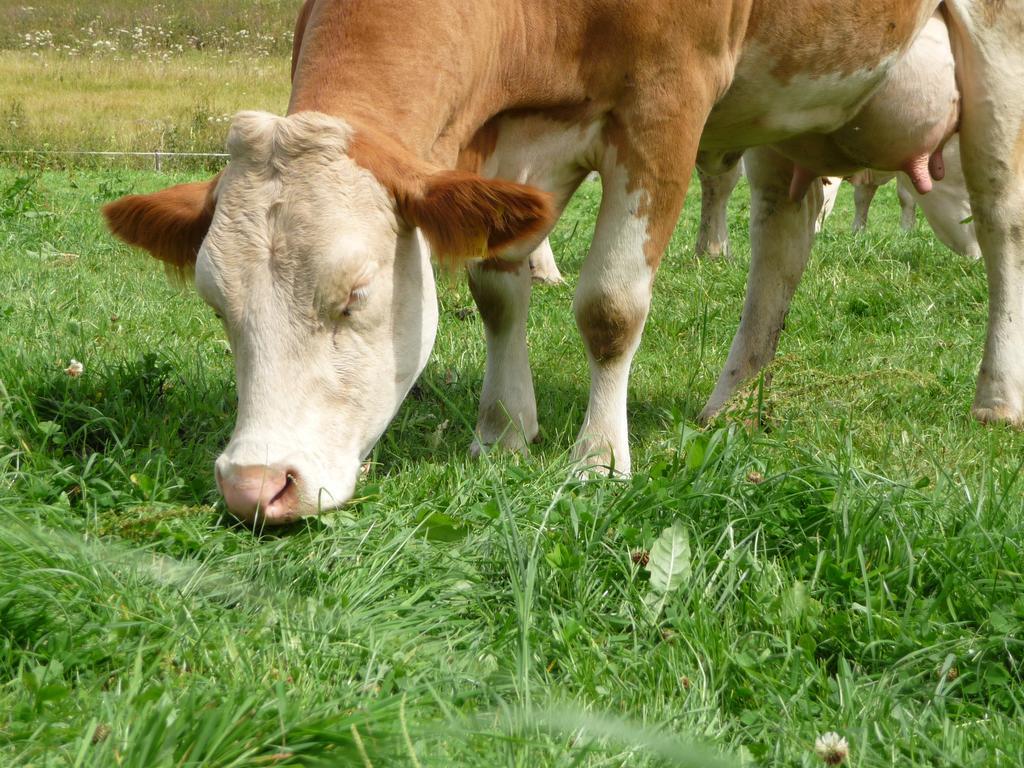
104;111;552;524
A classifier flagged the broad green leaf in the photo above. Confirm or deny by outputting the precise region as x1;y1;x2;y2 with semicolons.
420;512;469;542
685;438;707;472
645;522;692;595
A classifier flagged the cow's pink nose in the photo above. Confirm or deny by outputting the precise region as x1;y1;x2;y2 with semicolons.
216;464;300;524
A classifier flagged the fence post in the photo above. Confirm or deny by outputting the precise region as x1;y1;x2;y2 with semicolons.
154;150;162;171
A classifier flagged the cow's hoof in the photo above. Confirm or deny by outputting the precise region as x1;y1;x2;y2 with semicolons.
971;403;1024;428
571;438;631;478
469;428;536;458
529;259;565;285
696;396;729;426
696;405;718;426
531;271;565;285
695;242;731;259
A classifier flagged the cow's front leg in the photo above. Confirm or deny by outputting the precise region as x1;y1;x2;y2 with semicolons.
950;4;1024;426
695;162;742;258
468;260;538;454
699;146;824;423
573;128;700;474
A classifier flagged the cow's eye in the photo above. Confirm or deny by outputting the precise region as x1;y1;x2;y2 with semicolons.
341;286;368;317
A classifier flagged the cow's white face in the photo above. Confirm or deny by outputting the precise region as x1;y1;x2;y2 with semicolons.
103;109;552;525
195;112;438;523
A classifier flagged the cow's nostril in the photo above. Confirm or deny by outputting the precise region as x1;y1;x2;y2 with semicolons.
269;471;299;507
218;463;300;525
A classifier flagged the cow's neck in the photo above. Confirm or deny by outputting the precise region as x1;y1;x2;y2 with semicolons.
286;0;521;165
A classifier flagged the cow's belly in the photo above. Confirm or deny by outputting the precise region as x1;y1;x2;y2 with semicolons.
701;1;944;155
702;6;957;197
701;46;896;153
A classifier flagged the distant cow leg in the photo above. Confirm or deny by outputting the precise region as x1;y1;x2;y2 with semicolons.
896;181;918;230
816;177;841;232
851;180;881;233
695;162;742;258
529;237;564;284
948;2;1024;426
699;146;824;422
469;260;539;454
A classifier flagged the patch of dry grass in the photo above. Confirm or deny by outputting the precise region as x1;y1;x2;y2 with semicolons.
0;51;291;160
1;2;296;163
2;1;297;56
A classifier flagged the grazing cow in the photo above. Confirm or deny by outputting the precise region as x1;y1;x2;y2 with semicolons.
850;135;981;259
104;0;1024;524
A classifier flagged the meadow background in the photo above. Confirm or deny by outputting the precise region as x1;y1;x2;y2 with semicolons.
2;3;1023;767
1;1;293;161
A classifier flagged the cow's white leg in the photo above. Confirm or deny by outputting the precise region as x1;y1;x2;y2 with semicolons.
816;177;841;233
468;260;538;454
572;161;654;474
572;126;701;474
695;163;742;258
528;237;564;284
852;182;880;233
896;180;918;230
699;146;823;422
948;2;1024;425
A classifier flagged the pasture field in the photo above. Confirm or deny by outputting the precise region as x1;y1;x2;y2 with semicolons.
1;164;1022;767
1;1;292;158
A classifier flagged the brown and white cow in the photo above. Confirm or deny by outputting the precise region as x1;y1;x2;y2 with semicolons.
104;0;1024;524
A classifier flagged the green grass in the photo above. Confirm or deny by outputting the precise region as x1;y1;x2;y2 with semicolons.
1;166;1022;767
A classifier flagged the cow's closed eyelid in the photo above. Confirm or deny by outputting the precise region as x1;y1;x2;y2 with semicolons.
327;285;369;322
347;286;369;308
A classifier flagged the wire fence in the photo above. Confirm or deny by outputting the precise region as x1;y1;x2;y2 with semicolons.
0;149;604;180
0;149;229;171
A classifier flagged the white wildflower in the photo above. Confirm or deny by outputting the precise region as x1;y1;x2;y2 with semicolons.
64;359;84;378
814;732;849;765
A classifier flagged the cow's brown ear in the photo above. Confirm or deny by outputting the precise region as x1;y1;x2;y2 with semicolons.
102;176;219;273
400;171;554;267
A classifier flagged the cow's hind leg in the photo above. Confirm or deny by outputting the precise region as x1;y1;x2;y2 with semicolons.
468;260;538;454
699;146;824;422
852;181;880;233
529;237;564;284
695;162;743;258
949;3;1024;425
815;177;841;233
896;180;918;230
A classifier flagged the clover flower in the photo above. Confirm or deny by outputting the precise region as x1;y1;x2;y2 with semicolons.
814;732;849;765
